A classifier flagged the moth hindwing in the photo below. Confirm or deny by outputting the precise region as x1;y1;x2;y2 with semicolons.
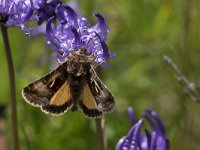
22;48;115;118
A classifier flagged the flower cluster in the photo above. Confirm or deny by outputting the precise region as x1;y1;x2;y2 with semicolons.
0;0;113;65
45;4;112;64
0;0;33;32
116;107;170;150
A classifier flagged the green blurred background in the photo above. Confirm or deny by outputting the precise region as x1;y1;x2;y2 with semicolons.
0;0;200;149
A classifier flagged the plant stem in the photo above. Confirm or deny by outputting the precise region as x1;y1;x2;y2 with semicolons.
95;116;106;150
1;25;20;150
163;55;200;102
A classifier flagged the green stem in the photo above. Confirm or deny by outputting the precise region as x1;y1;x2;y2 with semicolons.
95;116;107;150
1;25;20;150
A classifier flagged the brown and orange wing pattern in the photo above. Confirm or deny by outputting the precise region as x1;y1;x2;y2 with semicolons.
22;62;72;115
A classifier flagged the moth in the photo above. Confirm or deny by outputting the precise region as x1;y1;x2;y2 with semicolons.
22;47;115;118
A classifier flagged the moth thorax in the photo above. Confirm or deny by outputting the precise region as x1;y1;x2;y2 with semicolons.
67;61;85;76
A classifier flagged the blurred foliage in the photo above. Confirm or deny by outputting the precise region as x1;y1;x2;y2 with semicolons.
0;0;200;149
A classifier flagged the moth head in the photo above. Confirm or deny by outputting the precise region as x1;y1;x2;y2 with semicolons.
67;61;86;76
66;48;95;76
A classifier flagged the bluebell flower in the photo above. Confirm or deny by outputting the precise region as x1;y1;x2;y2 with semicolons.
45;4;113;65
0;0;33;32
116;107;170;150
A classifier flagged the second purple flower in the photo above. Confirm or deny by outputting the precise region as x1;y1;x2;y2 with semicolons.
116;107;170;150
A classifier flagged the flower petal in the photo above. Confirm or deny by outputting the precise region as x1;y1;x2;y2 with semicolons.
115;136;127;150
150;132;157;150
71;27;81;50
46;16;62;53
21;0;34;23
93;13;109;41
128;107;136;125
144;109;165;135
62;4;78;28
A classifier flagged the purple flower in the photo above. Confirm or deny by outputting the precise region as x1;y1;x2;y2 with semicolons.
0;0;33;32
116;107;170;150
45;4;113;65
32;0;62;25
30;0;82;36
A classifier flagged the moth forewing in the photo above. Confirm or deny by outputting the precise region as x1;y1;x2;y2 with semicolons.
22;62;72;115
41;80;73;115
22;80;52;108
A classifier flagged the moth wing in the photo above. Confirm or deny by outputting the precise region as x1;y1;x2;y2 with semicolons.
89;68;115;112
22;62;72;115
79;83;102;118
41;80;72;115
80;67;115;117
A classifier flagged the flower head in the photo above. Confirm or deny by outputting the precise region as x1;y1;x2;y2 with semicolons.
116;107;170;150
45;4;113;66
0;0;33;32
